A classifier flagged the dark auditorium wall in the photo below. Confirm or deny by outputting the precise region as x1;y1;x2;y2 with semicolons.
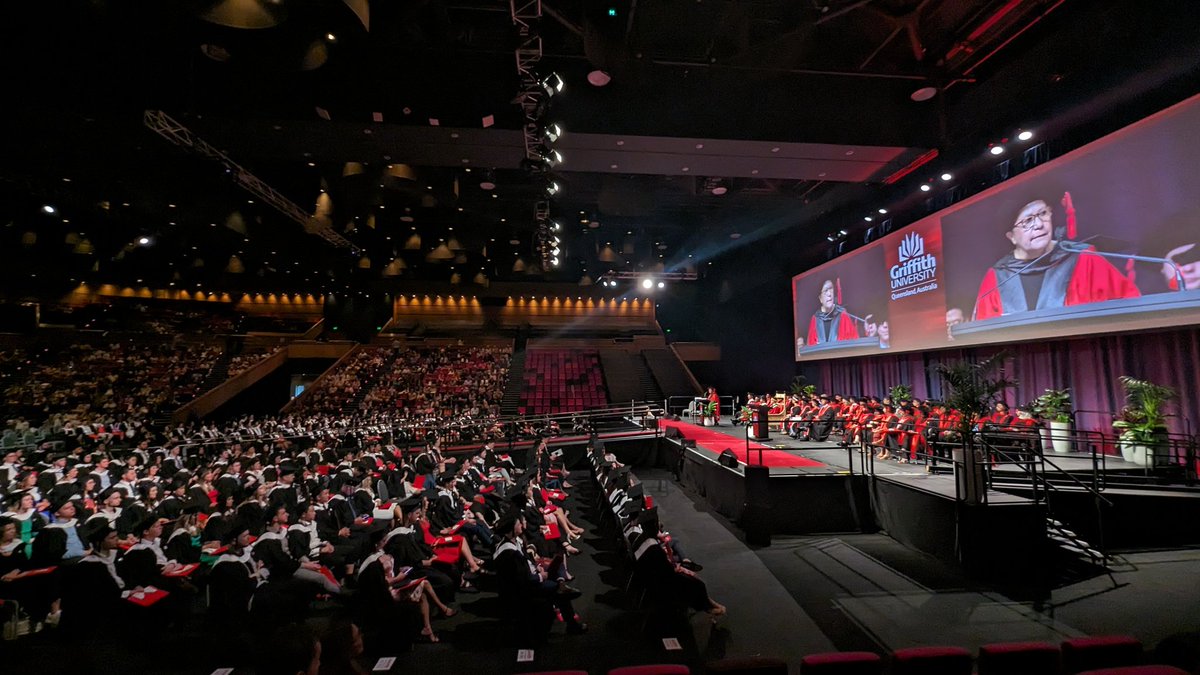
695;251;799;396
208;357;338;420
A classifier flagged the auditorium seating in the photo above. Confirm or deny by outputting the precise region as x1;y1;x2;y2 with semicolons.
977;640;1063;675
608;666;690;675
1063;636;1145;674
520;349;608;415
888;646;973;675
800;651;883;674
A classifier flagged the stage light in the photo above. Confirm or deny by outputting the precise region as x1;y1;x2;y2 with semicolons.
711;186;727;196
551;247;560;257
990;145;1005;155
42;205;56;214
642;279;653;289
657;281;665;289
941;173;953;181
878;208;887;214
608;7;617;16
920;184;931;192
546;180;561;196
137;236;151;246
326;33;337;42
838;229;848;237
541;73;565;96
551;257;560;266
1018;130;1034;141
542;149;564;166
542;123;563;143
551;221;561;232
864;216;873;222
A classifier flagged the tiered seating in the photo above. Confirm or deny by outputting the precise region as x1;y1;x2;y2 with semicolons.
520;349;608;415
361;346;509;419
225;345;284;378
1;339;221;424
290;347;393;414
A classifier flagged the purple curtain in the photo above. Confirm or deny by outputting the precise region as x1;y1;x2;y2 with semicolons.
818;327;1200;438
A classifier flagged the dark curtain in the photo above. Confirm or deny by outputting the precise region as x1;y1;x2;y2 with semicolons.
817;327;1200;437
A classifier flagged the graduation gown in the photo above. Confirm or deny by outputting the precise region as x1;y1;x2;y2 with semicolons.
806;307;859;344
973;246;1140;320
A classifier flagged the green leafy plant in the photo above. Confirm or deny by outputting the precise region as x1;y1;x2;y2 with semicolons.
932;352;1016;434
789;376;807;395
1033;388;1072;424
1112;376;1176;445
703;401;718;417
889;384;913;403
802;384;816;398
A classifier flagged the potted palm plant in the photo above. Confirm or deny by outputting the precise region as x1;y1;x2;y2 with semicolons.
933;352;1016;504
702;400;718;427
1112;376;1176;466
1033;388;1073;454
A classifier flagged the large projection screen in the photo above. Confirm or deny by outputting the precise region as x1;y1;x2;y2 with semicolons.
793;94;1200;361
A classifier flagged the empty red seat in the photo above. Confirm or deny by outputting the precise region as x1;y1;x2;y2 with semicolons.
1075;662;1185;667
1063;636;1144;673
800;650;882;674
609;666;690;675
708;656;788;674
890;646;972;675
978;641;1061;675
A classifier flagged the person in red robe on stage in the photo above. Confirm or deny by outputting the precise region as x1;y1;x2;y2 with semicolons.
706;387;721;425
971;196;1140;320
806;279;860;345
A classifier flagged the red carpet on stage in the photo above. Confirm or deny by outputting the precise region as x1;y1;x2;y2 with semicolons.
658;419;825;468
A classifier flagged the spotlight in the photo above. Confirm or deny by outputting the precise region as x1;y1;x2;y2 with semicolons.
551;222;561;232
642;279;653;289
989;145;1005;155
878;208;888;214
42;205;56;214
711;186;727;196
326;33;337;42
541;148;564;166
551;247;560;257
542;123;563;143
137;236;151;246
551;257;560;266
546;180;562;196
941;173;953;181
838;230;848;237
864;216;873;222
920;184;931;192
657;281;665;289
541;73;565;96
1018;130;1034;141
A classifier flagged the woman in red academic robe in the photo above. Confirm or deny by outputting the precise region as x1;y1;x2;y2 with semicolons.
706;387;721;425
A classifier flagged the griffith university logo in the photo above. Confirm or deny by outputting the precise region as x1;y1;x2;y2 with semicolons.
889;231;938;299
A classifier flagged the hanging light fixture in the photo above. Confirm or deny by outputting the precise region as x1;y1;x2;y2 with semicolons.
425;242;454;262
404;233;422;250
198;0;287;29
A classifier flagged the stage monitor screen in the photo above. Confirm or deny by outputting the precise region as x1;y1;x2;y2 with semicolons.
793;94;1200;361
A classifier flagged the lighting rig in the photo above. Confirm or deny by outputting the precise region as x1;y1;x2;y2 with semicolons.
143;110;353;249
509;0;563;270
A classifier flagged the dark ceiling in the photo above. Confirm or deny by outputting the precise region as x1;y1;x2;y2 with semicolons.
1;0;1199;299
